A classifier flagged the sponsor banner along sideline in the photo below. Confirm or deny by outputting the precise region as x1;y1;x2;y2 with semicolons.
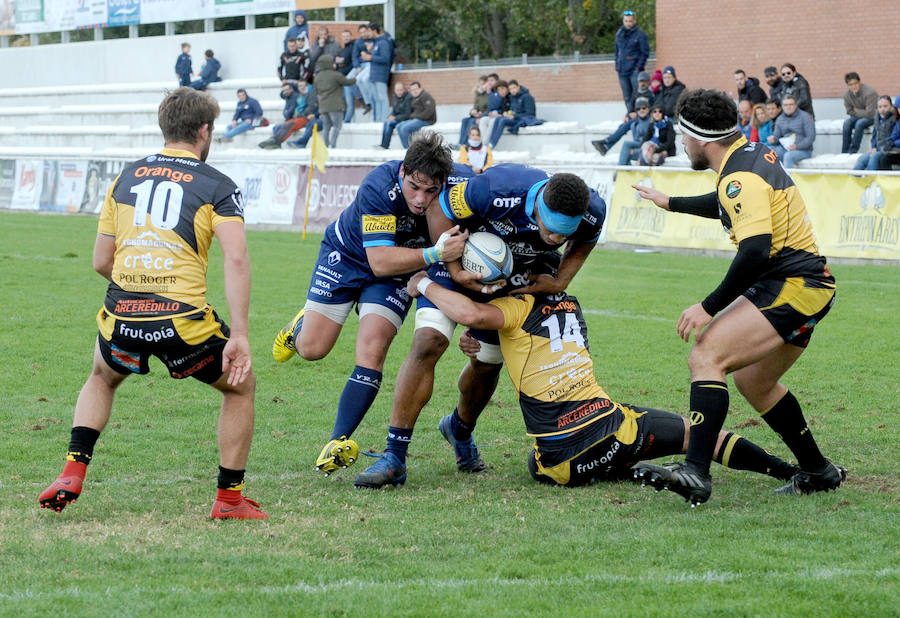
295;164;373;231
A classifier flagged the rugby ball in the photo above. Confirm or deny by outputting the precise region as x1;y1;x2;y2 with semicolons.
461;232;513;284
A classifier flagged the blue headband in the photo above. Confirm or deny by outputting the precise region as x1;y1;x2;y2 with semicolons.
536;189;582;236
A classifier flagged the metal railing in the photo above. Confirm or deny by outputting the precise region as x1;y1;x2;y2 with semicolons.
396;52;656;71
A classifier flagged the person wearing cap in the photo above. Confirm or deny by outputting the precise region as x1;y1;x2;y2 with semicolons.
658;66;686;120
614;9;649;110
631;88;844;506
763;66;786;103
627;70;656;117
591;95;653;163
218;88;263;142
353;164;607;489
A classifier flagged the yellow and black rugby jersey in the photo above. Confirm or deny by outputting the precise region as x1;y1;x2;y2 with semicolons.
97;148;244;317
716;136;828;280
490;293;615;438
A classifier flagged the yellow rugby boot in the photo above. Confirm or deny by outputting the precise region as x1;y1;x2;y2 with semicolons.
315;436;360;476
272;308;304;362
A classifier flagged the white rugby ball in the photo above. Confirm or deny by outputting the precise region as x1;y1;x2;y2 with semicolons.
461;232;513;284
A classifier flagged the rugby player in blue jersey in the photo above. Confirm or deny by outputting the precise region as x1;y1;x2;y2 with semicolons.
272;132;469;475
354;163;607;488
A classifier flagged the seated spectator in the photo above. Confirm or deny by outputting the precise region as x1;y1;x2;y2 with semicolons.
780;63;814;117
750;103;772;144
842;72;879;154
768;95;815;168
478;79;510;143
639;105;676;166
627;71;656;118
737;99;753;140
459;75;493;146
189;49;221;91
258;80;318;149
278;37;306;83
649;69;663;96
459;125;493;174
284;10;308;52
488;80;544;149
763;66;785;103
591;96;653;164
734;69;767;104
378;81;413;149
312;54;356;148
854;96;899;171
175;42;192;87
766;98;782;127
218;89;263;142
658;66;686;120
396;81;436;148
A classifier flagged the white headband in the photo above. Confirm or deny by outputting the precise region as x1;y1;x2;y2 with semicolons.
680;117;739;142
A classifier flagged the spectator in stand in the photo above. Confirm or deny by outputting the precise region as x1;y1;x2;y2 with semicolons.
763;66;785;103
284;10;309;52
854;96;899;171
189;49;221;91
217;89;263;142
478;79;510;144
352;24;375;117
396;82;436;148
369;23;395;123
658;66;686;120
459;125;493;174
766;97;782;127
258;81;317;149
309;26;342;72
735;69;767;104
278;37;305;83
312;54;356;148
780;63;814;117
650;69;663;96
488;80;544;149
295;34;313;82
627;71;656;117
737;99;753;140
591;96;653;164
614;9;650;111
750;103;773;144
768;94;815;168
639;105;676;166
459;75;492;146
336;29;359;123
378;81;413;149
842;72;879;154
175;42;192;87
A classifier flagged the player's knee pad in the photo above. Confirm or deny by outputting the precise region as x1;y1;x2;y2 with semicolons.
358;302;403;332
304;299;354;325
414;307;455;342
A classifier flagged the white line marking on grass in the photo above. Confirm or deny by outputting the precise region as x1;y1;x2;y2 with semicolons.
3;568;897;600
581;309;671;323
1;253;76;262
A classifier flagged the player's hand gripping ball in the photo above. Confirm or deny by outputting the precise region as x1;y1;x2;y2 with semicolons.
460;232;513;284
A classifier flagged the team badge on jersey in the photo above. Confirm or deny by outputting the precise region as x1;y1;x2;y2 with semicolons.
726;180;742;199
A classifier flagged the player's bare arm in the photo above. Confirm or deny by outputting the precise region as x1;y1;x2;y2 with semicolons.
511;240;596;295
365;224;467;278
425;202;486;290
93;233;116;281
215;220;252;386
407;271;505;330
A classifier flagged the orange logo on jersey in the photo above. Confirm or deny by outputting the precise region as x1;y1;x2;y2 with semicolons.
135;166;194;184
541;300;578;315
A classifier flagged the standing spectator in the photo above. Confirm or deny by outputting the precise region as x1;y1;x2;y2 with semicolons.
658;66;686;120
352;24;375;117
312;54;356;148
278;37;305;83
640;105;676;166
488;79;543;149
336;29;359;123
734;69;767;104
284;10;309;52
780;63;814;117
737;99;753;140
378;81;413;149
309;26;342;72
854;96;899;171
478;79;510;143
258;80;318;149
38;87;266;520
591;96;653;164
763;66;785;103
217;89;263;142
768;95;816;168
189;49;221;91
459;125;493;174
458;75;492;146
627;71;656;116
841;72;879;154
396;82;436;148
750;103;772;144
174;42;192;87
369;23;394;122
613;9;649;111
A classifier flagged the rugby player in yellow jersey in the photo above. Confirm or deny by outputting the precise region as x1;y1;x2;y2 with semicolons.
39;88;267;519
632;89;845;505
405;271;800;488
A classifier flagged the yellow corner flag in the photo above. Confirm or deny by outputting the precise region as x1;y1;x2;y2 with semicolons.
303;123;328;239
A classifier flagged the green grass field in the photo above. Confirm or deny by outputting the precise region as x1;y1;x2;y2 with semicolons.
1;211;897;616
